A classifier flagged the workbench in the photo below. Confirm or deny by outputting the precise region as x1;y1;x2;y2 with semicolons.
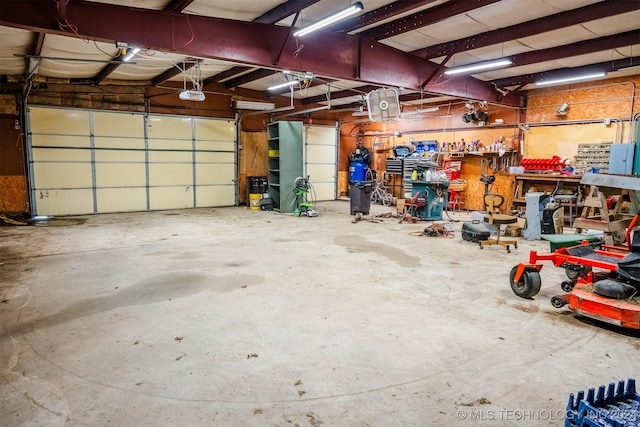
508;174;584;225
572;173;640;245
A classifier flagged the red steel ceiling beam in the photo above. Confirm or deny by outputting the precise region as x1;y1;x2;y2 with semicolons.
359;0;502;41
413;0;639;59
0;0;501;103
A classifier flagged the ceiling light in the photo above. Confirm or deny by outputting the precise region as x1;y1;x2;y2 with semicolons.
535;72;605;86
293;2;364;37
233;100;276;110
268;80;299;91
122;47;140;62
444;59;513;75
179;90;205;101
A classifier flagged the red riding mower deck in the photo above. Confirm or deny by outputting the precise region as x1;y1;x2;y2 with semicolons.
509;216;640;329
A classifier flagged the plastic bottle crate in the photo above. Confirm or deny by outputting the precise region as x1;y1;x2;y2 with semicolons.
565;378;640;427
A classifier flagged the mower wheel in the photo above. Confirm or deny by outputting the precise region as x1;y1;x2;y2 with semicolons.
551;295;566;308
509;265;542;298
561;280;575;292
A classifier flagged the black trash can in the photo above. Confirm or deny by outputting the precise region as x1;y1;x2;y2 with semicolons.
350;181;372;215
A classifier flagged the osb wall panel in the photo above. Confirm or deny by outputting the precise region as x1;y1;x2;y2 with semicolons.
0;95;18;115
458;156;513;212
0;176;28;214
526;77;639;124
238;131;267;205
522;123;619;161
524;76;639;160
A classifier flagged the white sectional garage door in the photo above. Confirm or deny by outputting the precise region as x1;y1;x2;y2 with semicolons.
304;125;337;201
28;106;235;216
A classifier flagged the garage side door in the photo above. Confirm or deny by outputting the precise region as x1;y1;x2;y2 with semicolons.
304;125;337;201
194;118;235;207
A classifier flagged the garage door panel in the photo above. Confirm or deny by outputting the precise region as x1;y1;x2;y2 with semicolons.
307;164;334;182
96;164;146;187
29;107;236;215
97;188;147;212
149;164;192;186
196;151;234;164
31;134;90;148
94;112;144;138
307;144;335;159
196;163;234;184
32;147;91;162
94;137;145;150
196;185;235;207
196;140;235;151
195;119;235;140
35;189;94;215
150;187;193;210
147;116;191;139
148;139;193;151
309;182;334;200
148;150;192;163
34;163;92;188
94;149;145;162
29;107;90;135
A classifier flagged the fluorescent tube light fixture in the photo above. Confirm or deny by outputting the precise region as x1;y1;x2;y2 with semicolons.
293;2;364;37
535;72;605;86
233;100;277;110
268;80;299;91
444;59;513;75
122;47;140;62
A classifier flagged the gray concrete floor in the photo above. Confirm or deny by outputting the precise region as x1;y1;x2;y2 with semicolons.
1;201;638;426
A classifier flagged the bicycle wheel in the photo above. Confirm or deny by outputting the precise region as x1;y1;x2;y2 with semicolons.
382;193;393;206
370;191;379;205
